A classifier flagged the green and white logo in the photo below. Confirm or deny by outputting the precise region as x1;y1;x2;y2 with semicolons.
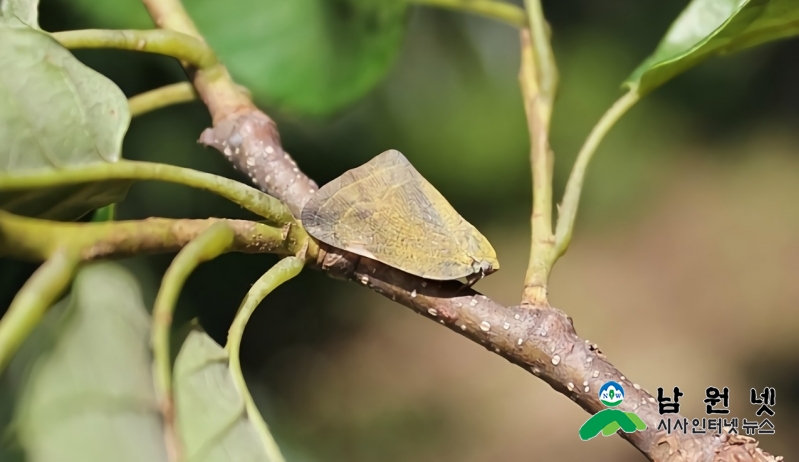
579;381;647;441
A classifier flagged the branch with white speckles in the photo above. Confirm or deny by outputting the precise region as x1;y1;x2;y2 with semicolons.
138;0;779;460
197;111;318;218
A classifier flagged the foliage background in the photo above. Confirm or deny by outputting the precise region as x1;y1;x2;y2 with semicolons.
2;0;799;460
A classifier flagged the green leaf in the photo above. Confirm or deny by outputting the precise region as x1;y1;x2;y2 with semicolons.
67;0;408;116
13;262;168;462
0;278;64;462
0;0;39;28
90;203;116;222
0;25;131;220
625;0;799;95
174;330;281;462
0;182;132;221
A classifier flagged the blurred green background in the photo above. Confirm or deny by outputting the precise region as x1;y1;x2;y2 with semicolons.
2;0;799;460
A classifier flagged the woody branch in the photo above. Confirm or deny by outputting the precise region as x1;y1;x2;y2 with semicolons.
137;0;777;460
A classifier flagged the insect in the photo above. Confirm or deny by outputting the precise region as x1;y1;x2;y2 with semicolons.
300;149;499;288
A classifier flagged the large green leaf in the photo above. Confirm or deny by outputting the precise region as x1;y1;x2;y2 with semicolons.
0;0;39;27
626;0;799;95
174;330;280;462
67;0;408;116
13;262;168;462
0;25;131;220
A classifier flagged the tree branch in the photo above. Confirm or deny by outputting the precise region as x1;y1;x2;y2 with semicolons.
138;0;319;218
137;0;779;460
0;211;314;263
0;212;314;378
519;25;557;307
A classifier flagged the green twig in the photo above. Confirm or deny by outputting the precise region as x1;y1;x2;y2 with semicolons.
151;223;235;461
152;222;234;405
524;0;557;110
407;0;527;28
553;90;639;258
0;211;306;263
226;256;303;462
139;0;251;118
519;0;559;307
129;82;197;117
0;249;79;373
0;160;293;225
51;29;217;69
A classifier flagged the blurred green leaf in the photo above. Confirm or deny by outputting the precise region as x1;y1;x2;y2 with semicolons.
14;262;168;462
0;272;64;462
90;203;116;222
0;25;131;220
626;0;799;95
174;329;280;462
68;0;408;116
0;0;38;27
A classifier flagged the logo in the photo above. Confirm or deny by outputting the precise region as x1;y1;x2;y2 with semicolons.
599;381;624;407
579;381;647;441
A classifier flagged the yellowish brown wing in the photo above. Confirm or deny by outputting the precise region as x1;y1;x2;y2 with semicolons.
301;150;499;280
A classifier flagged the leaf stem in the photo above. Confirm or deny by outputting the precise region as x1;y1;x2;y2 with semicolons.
151;221;234;402
226;257;303;462
519;0;558;307
129;82;197;117
151;222;235;461
407;0;527;28
553;90;639;258
0;249;79;373
51;29;217;69
0;160;294;225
